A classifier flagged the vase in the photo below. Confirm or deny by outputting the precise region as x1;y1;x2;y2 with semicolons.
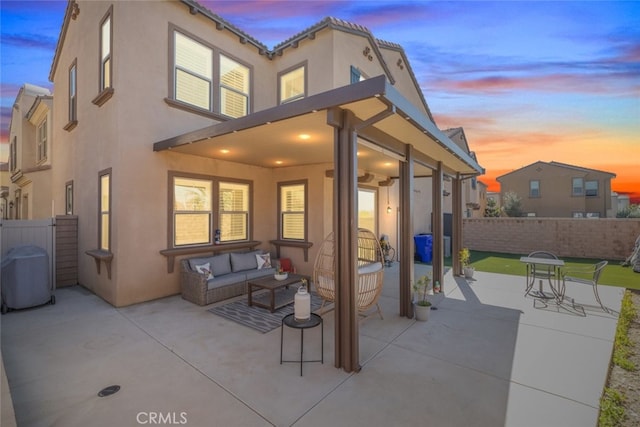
414;303;430;321
463;266;475;279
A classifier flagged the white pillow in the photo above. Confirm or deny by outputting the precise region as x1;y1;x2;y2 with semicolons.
194;262;214;280
256;253;272;270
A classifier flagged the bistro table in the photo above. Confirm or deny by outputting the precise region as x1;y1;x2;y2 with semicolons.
280;313;323;376
519;256;565;302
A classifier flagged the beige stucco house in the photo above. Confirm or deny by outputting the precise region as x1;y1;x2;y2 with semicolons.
497;160;616;218
48;0;483;371
6;84;54;220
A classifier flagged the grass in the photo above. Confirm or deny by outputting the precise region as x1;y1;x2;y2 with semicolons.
448;251;640;290
612;290;637;371
598;290;637;427
599;387;626;427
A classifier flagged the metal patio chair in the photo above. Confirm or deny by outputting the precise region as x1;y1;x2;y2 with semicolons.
561;260;609;313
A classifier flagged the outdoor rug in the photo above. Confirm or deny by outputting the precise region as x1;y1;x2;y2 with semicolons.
208;288;324;333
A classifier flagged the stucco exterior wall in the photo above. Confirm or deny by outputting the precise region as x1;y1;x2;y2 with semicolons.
463;218;640;260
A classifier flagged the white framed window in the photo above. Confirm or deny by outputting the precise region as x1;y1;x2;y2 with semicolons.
99;169;111;251
279;181;307;240
572;178;583;196
169;173;252;247
279;64;305;104
37;118;47;162
219;181;249;242
173;177;213;247
100;13;112;91
529;180;540;197
220;55;249;118
69;61;77;123
585;180;598;197
174;31;213;110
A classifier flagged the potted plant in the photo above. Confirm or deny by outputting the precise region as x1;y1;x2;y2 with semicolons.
459;248;474;279
412;274;432;321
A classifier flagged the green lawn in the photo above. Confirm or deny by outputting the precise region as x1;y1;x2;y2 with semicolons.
445;251;639;290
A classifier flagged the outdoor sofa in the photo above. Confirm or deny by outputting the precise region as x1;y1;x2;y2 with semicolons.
180;250;275;306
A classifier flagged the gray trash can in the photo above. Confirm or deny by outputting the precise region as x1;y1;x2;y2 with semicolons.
1;245;55;314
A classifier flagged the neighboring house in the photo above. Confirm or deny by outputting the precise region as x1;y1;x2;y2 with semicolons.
47;0;483;371
474;180;488;218
497;161;616;218
614;193;630;213
0;162;9;219
6;83;54;220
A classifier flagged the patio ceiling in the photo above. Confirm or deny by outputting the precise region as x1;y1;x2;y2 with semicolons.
153;76;484;179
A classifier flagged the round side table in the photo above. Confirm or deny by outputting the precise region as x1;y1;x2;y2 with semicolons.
280;313;323;376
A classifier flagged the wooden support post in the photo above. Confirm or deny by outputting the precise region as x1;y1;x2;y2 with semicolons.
399;145;414;318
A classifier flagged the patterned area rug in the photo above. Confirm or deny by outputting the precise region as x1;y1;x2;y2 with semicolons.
208;288;324;333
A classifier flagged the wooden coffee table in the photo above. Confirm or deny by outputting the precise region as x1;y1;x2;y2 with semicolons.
247;273;310;312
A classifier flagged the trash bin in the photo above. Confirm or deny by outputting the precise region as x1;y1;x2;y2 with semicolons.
1;245;55;314
414;234;433;263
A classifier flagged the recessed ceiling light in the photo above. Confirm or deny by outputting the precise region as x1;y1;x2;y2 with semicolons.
220;149;229;154
298;134;310;140
384;162;392;167
275;160;283;165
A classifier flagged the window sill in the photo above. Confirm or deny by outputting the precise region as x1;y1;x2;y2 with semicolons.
85;249;113;279
164;97;230;122
160;241;261;273
269;240;313;262
63;120;78;132
92;87;114;106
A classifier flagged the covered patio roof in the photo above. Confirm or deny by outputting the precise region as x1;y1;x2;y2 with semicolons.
153;75;484;178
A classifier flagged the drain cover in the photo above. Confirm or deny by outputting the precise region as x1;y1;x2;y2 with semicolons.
98;385;121;397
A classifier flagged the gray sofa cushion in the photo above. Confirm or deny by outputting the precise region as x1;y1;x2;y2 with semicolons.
230;250;261;272
188;253;232;277
207;272;247;290
210;253;232;276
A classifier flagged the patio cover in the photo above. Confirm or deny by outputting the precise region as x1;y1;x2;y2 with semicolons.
154;75;484;372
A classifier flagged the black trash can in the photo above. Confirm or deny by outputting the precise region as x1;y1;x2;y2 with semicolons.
1;245;55;313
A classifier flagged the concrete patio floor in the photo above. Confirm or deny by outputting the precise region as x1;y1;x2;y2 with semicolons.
1;263;624;427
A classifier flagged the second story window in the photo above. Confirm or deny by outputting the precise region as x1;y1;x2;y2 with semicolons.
585;180;599;197
279;64;306;104
572;178;584;196
37;118;47;162
529;180;540;197
174;31;212;110
69;61;77;124
279;181;307;240
220;55;249;118
350;65;367;84
100;13;112;91
9;136;16;172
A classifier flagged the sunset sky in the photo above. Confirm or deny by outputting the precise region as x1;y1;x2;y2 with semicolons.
1;0;639;202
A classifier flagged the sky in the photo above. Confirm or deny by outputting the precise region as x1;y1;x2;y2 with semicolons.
1;0;639;202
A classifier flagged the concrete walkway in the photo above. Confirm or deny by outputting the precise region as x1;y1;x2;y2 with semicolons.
1;265;623;426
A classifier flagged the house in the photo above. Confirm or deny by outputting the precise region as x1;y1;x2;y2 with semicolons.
0;162;9;219
47;0;483;371
6;84;54;220
497;161;616;218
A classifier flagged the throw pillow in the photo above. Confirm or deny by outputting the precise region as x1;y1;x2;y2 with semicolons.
256;253;271;270
194;262;214;280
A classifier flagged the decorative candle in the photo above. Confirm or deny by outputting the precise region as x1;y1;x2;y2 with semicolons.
294;280;311;321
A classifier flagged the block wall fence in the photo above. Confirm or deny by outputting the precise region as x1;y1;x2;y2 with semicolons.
462;218;640;261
